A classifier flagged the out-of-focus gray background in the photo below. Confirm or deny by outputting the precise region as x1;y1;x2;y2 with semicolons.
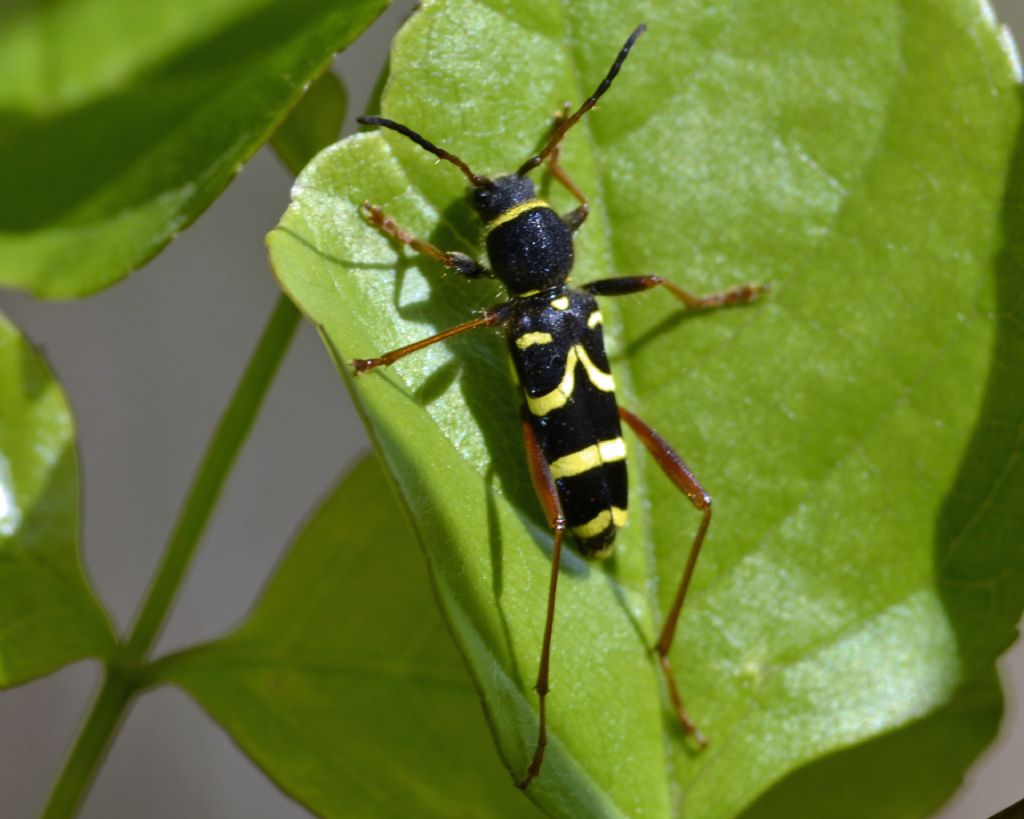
1;2;1021;816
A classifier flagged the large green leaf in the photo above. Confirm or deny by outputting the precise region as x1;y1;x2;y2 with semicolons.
155;455;543;819
268;0;1023;816
0;0;385;298
0;312;115;687
739;667;1003;819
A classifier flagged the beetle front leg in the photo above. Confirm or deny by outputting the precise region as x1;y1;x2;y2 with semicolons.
543;103;589;232
362;202;489;279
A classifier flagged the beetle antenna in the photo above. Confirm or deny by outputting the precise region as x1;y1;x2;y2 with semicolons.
517;23;646;177
358;116;493;188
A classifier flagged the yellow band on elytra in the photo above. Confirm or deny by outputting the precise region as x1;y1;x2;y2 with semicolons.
515;332;554;350
523;343;616;417
571;506;629;539
548;438;626;480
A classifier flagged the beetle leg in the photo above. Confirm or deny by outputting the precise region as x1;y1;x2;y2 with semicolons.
584;275;767;311
619;405;711;744
544;103;589;232
362;201;489;278
516;415;567;789
351;306;507;374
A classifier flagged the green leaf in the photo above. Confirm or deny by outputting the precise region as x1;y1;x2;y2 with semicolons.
155;456;543;819
739;668;1003;819
0;0;385;298
0;311;115;687
268;0;1023;816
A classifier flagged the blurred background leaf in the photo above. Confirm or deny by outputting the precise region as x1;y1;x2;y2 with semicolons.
0;0;386;297
0;312;114;687
156;455;543;819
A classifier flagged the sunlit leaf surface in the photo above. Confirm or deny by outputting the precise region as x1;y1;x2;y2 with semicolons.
269;1;1023;816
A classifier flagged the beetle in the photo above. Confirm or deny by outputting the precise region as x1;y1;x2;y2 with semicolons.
353;24;765;788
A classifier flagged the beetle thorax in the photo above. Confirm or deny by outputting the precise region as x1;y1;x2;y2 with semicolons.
473;175;575;295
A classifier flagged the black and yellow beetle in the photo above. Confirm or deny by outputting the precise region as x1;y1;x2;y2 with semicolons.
353;24;765;788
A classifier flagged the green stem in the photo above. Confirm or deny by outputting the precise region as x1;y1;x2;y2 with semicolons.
125;294;300;658
42;294;301;819
42;67;342;816
41;670;134;819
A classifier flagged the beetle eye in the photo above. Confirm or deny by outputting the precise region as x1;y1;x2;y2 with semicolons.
472;187;491;209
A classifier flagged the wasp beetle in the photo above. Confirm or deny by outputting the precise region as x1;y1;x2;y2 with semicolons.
354;24;766;788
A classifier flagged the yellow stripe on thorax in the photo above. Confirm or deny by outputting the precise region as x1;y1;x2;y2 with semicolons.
485;198;550;234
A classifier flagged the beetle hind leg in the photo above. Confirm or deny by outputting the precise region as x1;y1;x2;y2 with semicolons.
619;405;711;745
516;416;568;789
